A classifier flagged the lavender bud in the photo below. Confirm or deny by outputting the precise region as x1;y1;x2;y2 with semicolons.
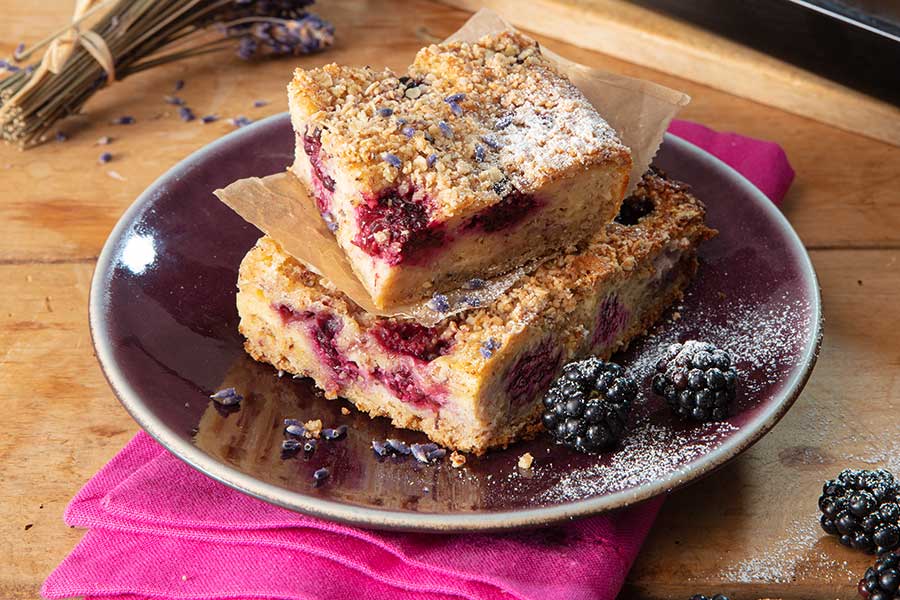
481;134;502;149
426;448;447;462
209;387;242;406
322;425;348;441
386;438;411;455
282;439;302;452
382;153;402;168
372;440;389;457
285;424;305;437
428;293;450;313
480;338;501;359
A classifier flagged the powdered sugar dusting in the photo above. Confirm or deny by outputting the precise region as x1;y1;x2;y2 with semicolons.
626;289;814;397
537;421;737;502
497;99;624;191
718;514;856;584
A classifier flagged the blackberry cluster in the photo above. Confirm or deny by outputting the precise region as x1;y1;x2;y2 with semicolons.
651;340;737;421
819;469;900;555
860;551;900;600
541;357;636;453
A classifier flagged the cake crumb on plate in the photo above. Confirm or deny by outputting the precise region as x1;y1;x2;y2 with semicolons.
518;452;534;470
450;451;466;468
303;419;323;438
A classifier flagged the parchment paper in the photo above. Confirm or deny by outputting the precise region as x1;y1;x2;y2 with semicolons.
216;172;538;324
215;8;690;320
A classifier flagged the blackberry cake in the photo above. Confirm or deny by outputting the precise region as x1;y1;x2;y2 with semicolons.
288;31;632;310
236;172;714;454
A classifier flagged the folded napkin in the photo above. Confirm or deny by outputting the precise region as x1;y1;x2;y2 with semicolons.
44;122;793;600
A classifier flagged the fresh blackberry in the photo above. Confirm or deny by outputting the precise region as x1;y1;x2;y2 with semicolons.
859;551;900;599
541;357;636;453
651;340;737;421
819;469;900;555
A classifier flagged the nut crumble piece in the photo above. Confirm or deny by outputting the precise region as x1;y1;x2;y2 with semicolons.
450;451;467;468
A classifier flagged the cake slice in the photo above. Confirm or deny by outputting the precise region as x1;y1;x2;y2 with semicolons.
288;31;632;310
237;172;714;454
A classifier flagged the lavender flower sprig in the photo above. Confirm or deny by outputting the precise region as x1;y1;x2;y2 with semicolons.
0;0;334;148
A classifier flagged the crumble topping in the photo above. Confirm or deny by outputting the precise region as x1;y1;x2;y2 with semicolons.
288;31;630;220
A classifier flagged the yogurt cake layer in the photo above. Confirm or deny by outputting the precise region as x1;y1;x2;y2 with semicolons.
237;172;714;454
288;31;632;310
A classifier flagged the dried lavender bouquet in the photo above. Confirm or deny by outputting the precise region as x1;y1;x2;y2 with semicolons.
0;0;333;148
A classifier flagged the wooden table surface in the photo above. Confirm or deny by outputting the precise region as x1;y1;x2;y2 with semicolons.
1;1;898;598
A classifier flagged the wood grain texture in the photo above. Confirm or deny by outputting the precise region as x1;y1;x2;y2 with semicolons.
439;0;900;146
0;0;898;598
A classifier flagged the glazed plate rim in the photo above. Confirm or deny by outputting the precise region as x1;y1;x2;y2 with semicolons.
89;113;823;532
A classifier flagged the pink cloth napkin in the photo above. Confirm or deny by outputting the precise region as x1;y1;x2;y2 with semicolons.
44;122;793;600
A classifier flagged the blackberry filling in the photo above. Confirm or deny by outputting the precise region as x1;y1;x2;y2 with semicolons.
275;305;358;382
302;127;336;219
374;366;442;411
465;187;541;233
352;188;445;265
591;294;629;348
371;320;453;362
302;127;335;193
615;195;655;225
505;340;562;407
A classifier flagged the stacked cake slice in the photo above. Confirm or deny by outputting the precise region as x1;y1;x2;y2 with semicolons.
288;31;631;309
236;32;714;453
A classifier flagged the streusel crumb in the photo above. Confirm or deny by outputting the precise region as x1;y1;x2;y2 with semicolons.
450;451;467;468
518;452;534;470
303;419;323;438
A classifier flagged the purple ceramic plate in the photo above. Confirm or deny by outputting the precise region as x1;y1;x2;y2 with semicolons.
89;113;822;532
